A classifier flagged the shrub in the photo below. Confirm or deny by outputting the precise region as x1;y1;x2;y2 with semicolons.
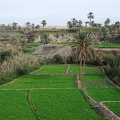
51;54;66;64
0;52;40;84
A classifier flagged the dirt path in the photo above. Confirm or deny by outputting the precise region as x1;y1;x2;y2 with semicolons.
76;75;81;89
27;90;44;120
65;64;70;74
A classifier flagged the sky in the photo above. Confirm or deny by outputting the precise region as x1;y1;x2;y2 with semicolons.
0;0;119;26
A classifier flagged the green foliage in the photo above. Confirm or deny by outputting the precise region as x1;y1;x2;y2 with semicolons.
41;33;51;44
52;54;66;64
105;55;120;79
0;51;40;84
98;27;114;41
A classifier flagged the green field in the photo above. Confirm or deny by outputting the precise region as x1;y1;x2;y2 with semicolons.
28;43;42;46
104;102;120;117
68;65;102;74
98;41;120;48
0;90;36;120
32;89;104;120
0;64;120;119
86;88;120;102
33;65;67;74
83;75;106;82
0;75;76;89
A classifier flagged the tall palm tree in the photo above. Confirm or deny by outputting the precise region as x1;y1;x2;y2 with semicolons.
67;21;73;28
104;18;111;27
41;20;47;29
32;23;35;30
87;12;94;27
72;18;78;28
26;22;31;30
85;21;90;27
72;30;96;80
78;20;82;28
12;22;18;30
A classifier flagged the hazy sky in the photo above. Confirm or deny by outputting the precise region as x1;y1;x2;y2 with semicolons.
0;0;119;26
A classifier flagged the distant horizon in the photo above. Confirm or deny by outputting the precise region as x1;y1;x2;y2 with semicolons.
0;0;119;26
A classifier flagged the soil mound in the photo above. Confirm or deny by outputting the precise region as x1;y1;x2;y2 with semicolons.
34;44;72;58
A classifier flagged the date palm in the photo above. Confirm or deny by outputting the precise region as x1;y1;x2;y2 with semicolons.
72;18;78;28
41;20;47;29
104;18;111;27
78;20;82;28
72;30;95;80
26;22;31;30
87;12;94;27
12;22;18;30
67;21;73;28
85;21;90;27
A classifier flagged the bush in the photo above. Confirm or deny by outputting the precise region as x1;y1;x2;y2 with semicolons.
51;54;66;64
0;52;41;84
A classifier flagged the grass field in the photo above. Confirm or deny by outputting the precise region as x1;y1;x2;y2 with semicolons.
104;102;120;117
28;43;42;47
0;64;119;119
0;90;36;120
83;75;106;82
0;75;76;89
86;88;120;102
68;65;102;74
98;41;120;48
33;65;67;74
32;89;104;120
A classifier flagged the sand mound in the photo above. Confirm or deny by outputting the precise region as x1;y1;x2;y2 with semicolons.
34;44;72;58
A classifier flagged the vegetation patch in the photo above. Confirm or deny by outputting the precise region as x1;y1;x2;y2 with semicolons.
0;75;76;89
32;89;104;120
98;41;120;48
0;90;36;120
83;75;106;82
86;88;120;102
104;102;120;117
33;65;67;74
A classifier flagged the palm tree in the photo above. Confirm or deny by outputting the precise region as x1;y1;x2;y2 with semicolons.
72;18;78;28
78;20;82;28
67;21;73;28
26;22;31;30
41;20;47;29
32;23;35;30
85;21;90;27
12;22;18;30
104;18;111;27
87;12;94;27
72;30;96;80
